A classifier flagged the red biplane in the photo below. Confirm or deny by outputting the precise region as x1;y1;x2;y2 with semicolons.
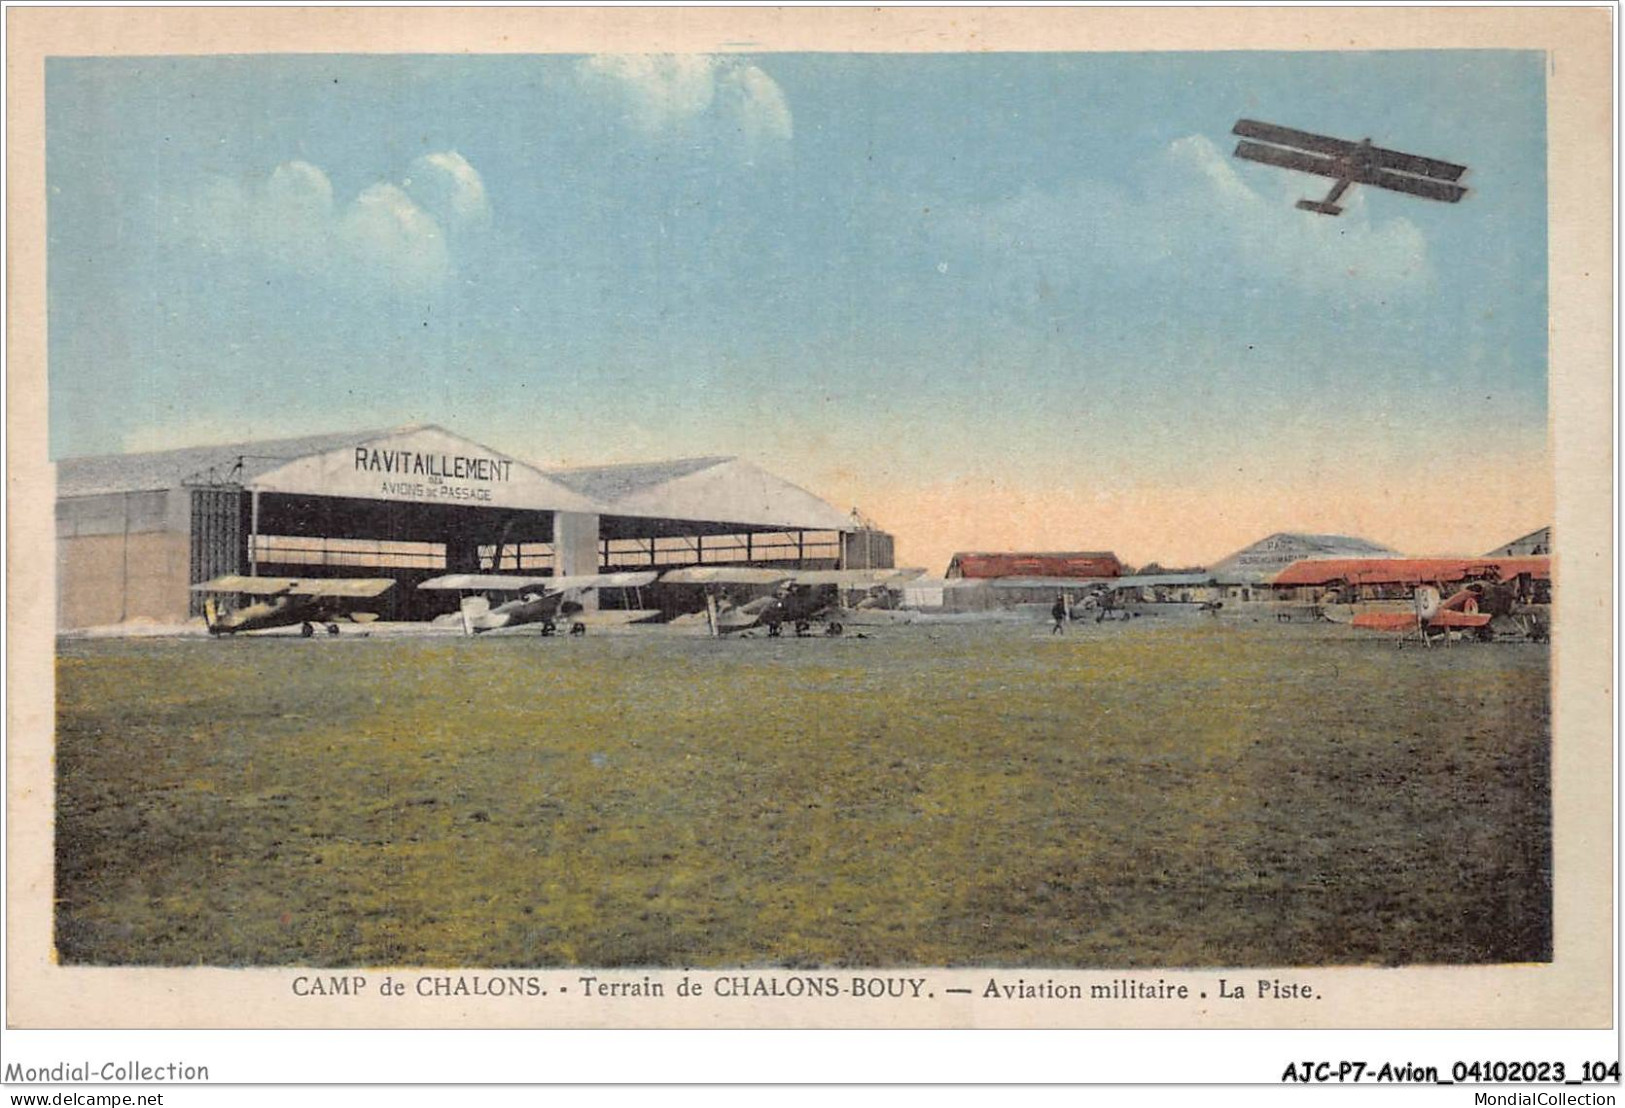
1272;556;1550;643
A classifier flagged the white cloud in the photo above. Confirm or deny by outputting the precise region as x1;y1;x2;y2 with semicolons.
575;54;793;144
259;160;336;272
1166;134;1431;292
576;55;721;132
165;151;490;293
339;183;451;291
718;64;793;143
931;132;1431;304
403;151;491;230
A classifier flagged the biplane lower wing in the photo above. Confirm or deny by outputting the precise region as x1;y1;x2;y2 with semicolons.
1352;610;1493;633
1350;166;1468;203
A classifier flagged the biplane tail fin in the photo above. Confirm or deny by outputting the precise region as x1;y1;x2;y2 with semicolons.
1295;199;1344;217
459;595;492;637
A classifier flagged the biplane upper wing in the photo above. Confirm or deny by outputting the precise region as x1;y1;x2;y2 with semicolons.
418;571;656;593
659;567;794;587
418;574;554;592
1234;119;1467;180
1233;119;1467;203
546;571;659;591
191;575;395;598
789;568;926;587
1233;119;1358;158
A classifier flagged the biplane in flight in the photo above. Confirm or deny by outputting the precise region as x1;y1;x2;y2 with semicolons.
1231;119;1469;216
191;575;396;636
660;566;924;637
417;571;659;635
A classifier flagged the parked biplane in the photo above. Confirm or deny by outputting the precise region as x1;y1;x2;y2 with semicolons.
1231;119;1468;216
191;575;396;636
1272;556;1550;643
416;571;659;635
659;566;924;637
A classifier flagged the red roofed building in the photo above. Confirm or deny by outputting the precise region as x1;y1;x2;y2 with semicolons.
945;551;1122;580
1271;556;1551;589
1271;555;1551;611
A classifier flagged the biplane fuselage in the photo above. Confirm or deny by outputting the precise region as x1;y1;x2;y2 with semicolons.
472;592;580;633
417;571;659;635
661;567;924;637
193;576;396;636
714;582;843;635
203;595;354;636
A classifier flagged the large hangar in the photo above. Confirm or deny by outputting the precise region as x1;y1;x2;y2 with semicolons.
54;425;889;630
1207;532;1397;587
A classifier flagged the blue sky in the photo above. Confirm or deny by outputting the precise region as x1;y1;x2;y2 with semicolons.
47;51;1548;567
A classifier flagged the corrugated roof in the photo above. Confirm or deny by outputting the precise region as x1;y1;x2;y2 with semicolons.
545;457;732;503
1208;532;1398;584
1484;526;1552;557
56;427;399;498
1113;573;1217;588
1215;532;1396;560
1272;556;1551;588
950;550;1118;560
1281;533;1396;554
984;576;1115;589
947;552;1123;579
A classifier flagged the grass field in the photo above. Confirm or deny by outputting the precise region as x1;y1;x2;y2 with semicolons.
54;618;1551;968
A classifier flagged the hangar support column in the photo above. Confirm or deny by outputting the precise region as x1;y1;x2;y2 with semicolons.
555;512;602;609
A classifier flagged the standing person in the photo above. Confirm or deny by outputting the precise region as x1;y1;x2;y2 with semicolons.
1051;594;1067;634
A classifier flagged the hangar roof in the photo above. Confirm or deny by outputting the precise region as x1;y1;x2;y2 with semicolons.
1484;526;1551;557
56;428;394;498
545;456;732;503
1208;531;1398;584
57;425;603;514
57;427;856;531
1273;556;1551;587
548;455;856;532
946;552;1123;579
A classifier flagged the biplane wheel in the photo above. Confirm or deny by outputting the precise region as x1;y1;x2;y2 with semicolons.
540;620;556;637
794;621;812;637
300;622;315;638
825;622;844;637
569;622;586;636
325;623;340;636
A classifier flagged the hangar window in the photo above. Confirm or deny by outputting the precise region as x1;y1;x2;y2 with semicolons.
253;534;446;569
477;543;555;571
598;531;843;569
